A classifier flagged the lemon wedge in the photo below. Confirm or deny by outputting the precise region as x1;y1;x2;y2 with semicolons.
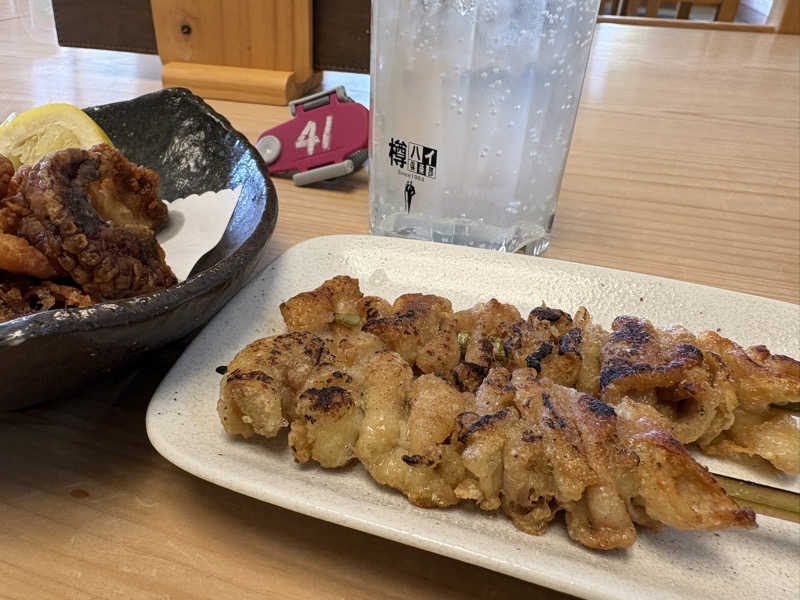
0;103;112;168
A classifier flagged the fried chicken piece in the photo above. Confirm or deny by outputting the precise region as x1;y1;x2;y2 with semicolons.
0;181;29;235
0;233;57;278
23;279;92;311
0;274;92;323
0;275;29;321
85;143;168;231
0;154;13;199
6;147;176;299
218;332;329;438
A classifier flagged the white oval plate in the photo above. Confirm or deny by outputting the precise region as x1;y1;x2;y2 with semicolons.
146;235;800;600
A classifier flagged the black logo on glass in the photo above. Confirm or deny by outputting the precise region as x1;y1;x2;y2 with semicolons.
404;180;416;213
389;137;437;179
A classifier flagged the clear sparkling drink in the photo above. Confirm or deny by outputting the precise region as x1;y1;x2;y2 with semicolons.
369;0;600;254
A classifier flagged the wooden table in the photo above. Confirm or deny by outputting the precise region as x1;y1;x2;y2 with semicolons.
1;3;798;598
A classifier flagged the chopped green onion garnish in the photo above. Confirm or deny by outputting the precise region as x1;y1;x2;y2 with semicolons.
334;313;361;326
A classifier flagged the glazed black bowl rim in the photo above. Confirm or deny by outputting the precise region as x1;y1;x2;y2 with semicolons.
0;90;277;344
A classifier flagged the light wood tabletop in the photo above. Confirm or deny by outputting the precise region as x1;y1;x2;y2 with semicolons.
1;3;798;599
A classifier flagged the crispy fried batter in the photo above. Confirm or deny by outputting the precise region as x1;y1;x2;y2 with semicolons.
0;154;13;199
0;275;28;321
86;143;168;231
23;279;92;311
7;147;176;299
0;274;92;323
0;232;57;278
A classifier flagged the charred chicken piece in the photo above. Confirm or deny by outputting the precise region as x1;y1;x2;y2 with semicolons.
363;293;460;376
218;332;330;438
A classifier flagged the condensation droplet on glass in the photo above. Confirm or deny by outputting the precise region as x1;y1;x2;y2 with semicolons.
490;108;497;116
495;150;503;157
480;71;488;79
513;104;521;111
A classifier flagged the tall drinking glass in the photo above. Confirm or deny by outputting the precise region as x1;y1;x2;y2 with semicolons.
369;0;600;254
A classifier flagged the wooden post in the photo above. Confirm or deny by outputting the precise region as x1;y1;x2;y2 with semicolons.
150;0;322;105
768;0;800;33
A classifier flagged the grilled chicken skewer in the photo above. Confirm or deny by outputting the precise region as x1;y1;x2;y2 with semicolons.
215;276;800;549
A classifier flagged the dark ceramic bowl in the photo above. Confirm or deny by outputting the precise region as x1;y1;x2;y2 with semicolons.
0;88;278;410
